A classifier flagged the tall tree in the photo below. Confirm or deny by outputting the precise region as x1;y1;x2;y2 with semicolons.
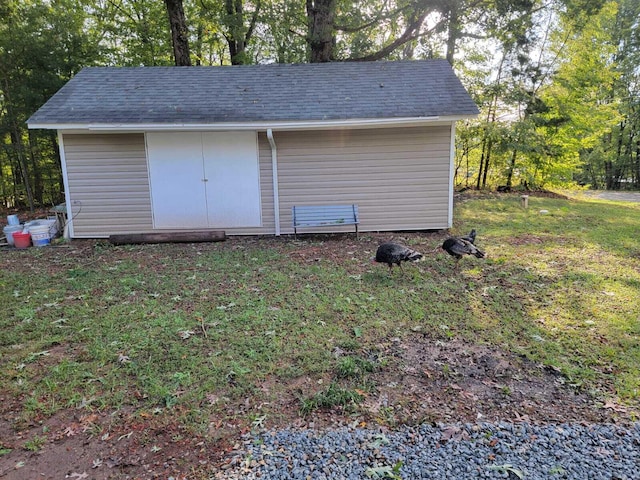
540;1;621;188
605;0;640;188
223;0;261;64
306;0;336;62
164;0;192;65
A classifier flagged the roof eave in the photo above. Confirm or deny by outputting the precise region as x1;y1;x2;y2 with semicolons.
27;115;478;132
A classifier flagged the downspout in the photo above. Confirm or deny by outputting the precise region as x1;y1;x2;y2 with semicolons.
57;131;73;239
448;122;456;228
266;129;281;235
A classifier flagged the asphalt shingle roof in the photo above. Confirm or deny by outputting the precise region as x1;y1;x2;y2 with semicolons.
27;60;479;126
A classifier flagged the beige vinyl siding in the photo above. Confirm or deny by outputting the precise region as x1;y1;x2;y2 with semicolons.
62;133;276;238
63;134;152;237
275;126;452;234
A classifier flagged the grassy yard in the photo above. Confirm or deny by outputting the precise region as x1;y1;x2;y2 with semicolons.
1;192;640;439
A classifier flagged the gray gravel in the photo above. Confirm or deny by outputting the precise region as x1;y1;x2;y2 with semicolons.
217;422;640;479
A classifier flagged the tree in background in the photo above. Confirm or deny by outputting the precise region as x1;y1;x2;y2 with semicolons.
594;0;639;189
537;2;621;188
95;0;173;66
452;0;636;190
0;0;101;210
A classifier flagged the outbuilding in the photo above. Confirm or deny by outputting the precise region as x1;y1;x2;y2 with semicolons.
27;60;478;238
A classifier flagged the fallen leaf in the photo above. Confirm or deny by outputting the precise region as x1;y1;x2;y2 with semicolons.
64;425;80;437
603;399;628;412
67;472;89;479
440;425;467;442
118;354;131;364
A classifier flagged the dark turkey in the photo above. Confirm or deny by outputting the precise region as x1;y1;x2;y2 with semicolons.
374;243;423;273
442;235;485;265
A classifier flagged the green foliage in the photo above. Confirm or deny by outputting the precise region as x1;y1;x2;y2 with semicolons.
0;0;103;208
487;464;524;479
455;0;640;191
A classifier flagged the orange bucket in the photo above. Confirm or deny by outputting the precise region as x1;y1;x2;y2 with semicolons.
12;231;31;249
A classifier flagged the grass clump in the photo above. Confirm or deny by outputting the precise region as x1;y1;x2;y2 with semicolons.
336;355;376;379
299;382;365;416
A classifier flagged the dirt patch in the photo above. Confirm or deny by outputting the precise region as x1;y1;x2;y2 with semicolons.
455;189;570;201
364;337;624;426
0;406;230;480
1;336;633;479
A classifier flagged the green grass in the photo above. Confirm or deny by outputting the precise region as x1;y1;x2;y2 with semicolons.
1;192;640;429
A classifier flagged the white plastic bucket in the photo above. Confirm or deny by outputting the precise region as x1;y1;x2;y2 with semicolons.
30;225;51;247
7;214;19;225
3;225;23;246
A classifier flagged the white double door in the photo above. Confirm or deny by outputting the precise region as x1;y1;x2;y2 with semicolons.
147;132;261;228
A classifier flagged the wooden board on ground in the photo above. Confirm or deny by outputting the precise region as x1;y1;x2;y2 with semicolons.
109;231;226;245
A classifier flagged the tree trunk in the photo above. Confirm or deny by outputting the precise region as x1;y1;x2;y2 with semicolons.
306;0;336;62
635;133;640;188
27;133;43;205
445;1;459;65
10;131;35;211
223;0;261;65
481;139;493;189
110;231;226;245
505;148;517;188
194;16;203;66
0;153;7;208
2;72;34;210
476;138;486;190
225;0;247;65
164;0;192;66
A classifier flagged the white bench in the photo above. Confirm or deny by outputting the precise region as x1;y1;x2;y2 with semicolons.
292;204;359;238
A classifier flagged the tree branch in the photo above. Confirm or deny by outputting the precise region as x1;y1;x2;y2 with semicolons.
245;0;261;43
349;14;445;62
334;3;413;33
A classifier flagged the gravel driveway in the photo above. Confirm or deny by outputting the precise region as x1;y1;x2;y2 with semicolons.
575;190;640;202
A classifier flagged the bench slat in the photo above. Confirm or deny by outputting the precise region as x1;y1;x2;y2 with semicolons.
292;204;359;238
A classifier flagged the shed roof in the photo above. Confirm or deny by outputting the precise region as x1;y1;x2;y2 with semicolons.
27;60;479;129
